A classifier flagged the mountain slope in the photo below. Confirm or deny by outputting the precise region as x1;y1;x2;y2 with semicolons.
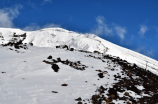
0;27;158;104
0;27;158;73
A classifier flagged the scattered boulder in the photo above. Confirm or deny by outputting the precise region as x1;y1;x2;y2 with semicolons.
124;92;129;96
98;73;104;78
52;91;58;93
75;97;82;101
57;57;61;62
94;50;101;54
69;48;74;51
62;45;69;50
47;55;52;59
56;46;60;48
9;48;13;50
61;84;68;86
29;43;33;46
77;102;82;104
51;64;59;72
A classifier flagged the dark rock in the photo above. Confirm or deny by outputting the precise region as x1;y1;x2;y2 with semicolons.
124;92;129;96
61;84;68;86
47;55;52;59
92;95;99;101
94;50;100;54
110;94;115;99
70;48;74;51
57;57;61;62
9;48;13;50
52;91;58;93
75;97;82;101
62;45;69;50
29;43;33;46
77;102;82;104
51;64;59;72
14;44;20;49
56;46;60;48
108;88;118;99
98;73;104;78
143;83;151;89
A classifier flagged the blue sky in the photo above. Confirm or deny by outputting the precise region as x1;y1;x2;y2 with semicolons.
0;0;158;60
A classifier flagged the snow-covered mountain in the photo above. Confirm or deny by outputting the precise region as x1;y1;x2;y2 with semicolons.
0;27;158;72
0;27;158;104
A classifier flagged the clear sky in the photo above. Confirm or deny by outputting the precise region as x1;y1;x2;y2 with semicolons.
0;0;158;60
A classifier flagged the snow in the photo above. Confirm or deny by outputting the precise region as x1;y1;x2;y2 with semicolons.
0;27;157;72
0;47;119;104
136;86;145;90
0;27;158;104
